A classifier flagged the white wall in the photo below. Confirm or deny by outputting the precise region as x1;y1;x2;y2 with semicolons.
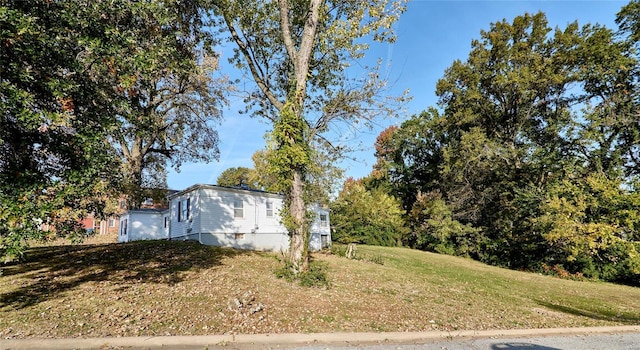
192;232;290;252
118;211;168;243
309;206;331;251
189;187;288;251
198;188;286;235
169;189;200;239
166;185;330;252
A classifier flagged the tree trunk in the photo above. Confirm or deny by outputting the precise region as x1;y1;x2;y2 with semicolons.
288;168;309;273
124;152;145;209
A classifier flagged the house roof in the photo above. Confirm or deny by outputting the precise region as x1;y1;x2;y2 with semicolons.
125;208;169;214
167;184;283;200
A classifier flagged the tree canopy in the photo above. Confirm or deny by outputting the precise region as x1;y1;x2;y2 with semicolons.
330;178;407;246
372;10;640;284
0;0;225;259
217;167;258;189
1;0;119;259
99;0;228;208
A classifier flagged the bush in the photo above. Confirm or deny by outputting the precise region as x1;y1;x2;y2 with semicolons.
330;179;408;246
275;260;331;288
330;244;347;257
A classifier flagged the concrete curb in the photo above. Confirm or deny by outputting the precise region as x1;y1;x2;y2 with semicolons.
2;326;640;349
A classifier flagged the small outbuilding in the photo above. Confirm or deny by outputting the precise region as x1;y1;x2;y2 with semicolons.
118;208;169;243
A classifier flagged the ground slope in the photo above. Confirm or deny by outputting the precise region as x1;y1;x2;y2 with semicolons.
1;240;639;339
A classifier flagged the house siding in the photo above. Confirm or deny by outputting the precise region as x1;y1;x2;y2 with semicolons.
170;190;200;240
310;206;331;251
118;210;167;243
197;188;286;235
120;184;330;252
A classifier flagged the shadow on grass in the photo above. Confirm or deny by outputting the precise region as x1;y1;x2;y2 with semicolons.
0;240;248;310
535;299;640;324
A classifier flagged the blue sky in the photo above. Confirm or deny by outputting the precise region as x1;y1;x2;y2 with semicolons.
167;0;627;190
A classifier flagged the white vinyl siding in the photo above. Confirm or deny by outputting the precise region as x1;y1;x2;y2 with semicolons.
170;191;199;239
164;185;325;251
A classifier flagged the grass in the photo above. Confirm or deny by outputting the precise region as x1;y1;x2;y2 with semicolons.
1;238;640;339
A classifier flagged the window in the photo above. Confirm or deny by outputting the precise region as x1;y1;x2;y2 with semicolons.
234;200;244;218
266;201;273;217
178;198;190;222
164;216;169;228
119;200;127;209
108;218;116;227
320;214;328;227
235;233;245;240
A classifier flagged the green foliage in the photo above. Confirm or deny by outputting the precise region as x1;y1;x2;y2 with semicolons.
275;260;330;288
1;0;120;260
372;8;640;285
216;167;258;189
266;100;312;196
407;191;482;258
101;0;227;207
330;179;407;246
0;0;227;256
532;175;640;284
330;244;348;257
373;108;447;211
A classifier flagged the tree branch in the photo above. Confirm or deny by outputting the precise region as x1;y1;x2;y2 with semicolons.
278;0;297;64
221;10;284;112
294;0;321;94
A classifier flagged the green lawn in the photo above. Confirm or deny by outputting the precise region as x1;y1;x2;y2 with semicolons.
1;240;639;339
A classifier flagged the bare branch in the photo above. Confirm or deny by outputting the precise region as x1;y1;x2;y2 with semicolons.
295;0;322;93
221;11;284;111
278;0;297;64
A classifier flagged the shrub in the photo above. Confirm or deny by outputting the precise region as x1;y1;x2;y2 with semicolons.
275;260;331;288
330;179;408;246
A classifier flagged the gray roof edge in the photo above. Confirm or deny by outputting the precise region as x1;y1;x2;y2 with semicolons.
167;183;283;200
123;208;169;214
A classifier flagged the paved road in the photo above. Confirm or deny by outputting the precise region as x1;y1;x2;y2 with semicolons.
290;333;640;350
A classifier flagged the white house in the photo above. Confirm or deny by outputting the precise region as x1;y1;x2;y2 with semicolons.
119;184;331;252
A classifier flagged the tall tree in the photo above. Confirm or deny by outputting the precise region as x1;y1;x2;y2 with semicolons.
0;0;226;259
374;108;447;211
614;1;640;178
100;0;228;207
377;10;640;281
212;0;407;273
432;13;591;265
1;0;119;259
